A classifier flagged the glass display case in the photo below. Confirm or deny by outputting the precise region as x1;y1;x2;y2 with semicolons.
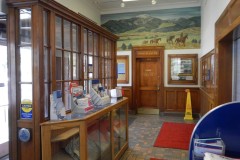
41;98;128;160
113;107;127;157
7;1;118;159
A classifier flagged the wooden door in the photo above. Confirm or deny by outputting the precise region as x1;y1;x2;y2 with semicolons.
136;58;161;113
132;46;164;114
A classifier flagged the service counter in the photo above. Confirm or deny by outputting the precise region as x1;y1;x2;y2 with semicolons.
41;97;128;160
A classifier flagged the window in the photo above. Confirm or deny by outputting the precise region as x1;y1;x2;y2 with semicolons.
18;8;33;119
55;16;80;111
100;37;113;89
43;10;51;119
83;29;100;93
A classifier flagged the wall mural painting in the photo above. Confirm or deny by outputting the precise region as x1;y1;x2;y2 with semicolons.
101;7;201;51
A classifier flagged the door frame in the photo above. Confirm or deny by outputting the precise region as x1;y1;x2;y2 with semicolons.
132;46;164;114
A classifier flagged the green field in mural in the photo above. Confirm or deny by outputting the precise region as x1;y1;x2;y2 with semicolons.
101;7;201;51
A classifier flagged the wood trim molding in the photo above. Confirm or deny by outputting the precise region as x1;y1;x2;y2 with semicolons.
117;55;129;84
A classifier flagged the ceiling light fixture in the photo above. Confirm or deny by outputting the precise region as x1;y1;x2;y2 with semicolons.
152;0;156;5
121;2;125;7
122;0;139;2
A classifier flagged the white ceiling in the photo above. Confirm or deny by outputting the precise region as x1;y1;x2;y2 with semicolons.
90;0;203;14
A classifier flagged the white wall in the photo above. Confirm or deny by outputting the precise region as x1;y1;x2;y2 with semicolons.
200;0;230;57
55;0;101;25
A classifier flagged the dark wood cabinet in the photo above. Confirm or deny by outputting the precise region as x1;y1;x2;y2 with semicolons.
199;50;216;116
7;0;118;160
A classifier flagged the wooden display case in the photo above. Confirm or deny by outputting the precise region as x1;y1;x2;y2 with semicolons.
41;98;128;160
200;49;216;115
7;0;118;159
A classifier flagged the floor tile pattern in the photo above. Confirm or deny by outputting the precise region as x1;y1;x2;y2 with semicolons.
121;114;198;160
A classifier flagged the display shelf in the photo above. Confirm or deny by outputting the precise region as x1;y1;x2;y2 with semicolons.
51;128;79;142
41;97;128;160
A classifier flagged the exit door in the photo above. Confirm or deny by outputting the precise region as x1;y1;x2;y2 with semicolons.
132;46;164;114
136;58;161;114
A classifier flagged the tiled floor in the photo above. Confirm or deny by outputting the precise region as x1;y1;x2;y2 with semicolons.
121;114;198;160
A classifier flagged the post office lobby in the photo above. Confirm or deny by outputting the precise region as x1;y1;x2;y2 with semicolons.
1;0;240;160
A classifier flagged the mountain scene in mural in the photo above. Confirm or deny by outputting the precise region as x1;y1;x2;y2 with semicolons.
101;7;201;51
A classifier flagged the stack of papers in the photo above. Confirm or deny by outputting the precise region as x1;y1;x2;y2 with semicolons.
204;152;240;160
194;138;225;158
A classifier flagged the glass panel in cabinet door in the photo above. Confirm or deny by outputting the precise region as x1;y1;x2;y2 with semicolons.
94;33;98;56
55;50;62;81
43;10;49;46
119;106;127;148
63;51;71;80
44;83;50;118
113;108;121;155
88;80;92;94
63;20;71;50
43;48;50;118
87;120;101;160
88;31;93;55
102;59;105;78
84;80;88;93
43;47;50;82
84;29;88;54
73;53;80;80
20;47;32;82
72;24;78;52
104;39;108;58
64;82;71;110
99;114;111;160
107;59;112;78
101;79;105;89
88;56;93;79
54;127;80;160
56;82;62;91
105;59;108;77
19;9;31;45
113;107;127;156
55;16;62;48
107;79;111;90
93;57;98;79
108;41;112;59
84;55;87;79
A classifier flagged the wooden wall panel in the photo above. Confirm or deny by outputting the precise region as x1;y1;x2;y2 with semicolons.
165;90;175;111
164;87;200;113
140;90;157;108
122;86;133;112
200;89;215;116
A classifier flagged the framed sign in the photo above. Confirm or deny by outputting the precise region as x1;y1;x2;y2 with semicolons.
168;54;198;85
117;55;129;84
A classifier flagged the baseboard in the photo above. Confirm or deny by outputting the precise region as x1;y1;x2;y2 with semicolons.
160;112;200;119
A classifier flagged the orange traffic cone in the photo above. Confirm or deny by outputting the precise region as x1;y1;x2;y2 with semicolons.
184;89;193;120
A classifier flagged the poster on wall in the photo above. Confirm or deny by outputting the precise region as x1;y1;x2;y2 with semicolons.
101;7;201;51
